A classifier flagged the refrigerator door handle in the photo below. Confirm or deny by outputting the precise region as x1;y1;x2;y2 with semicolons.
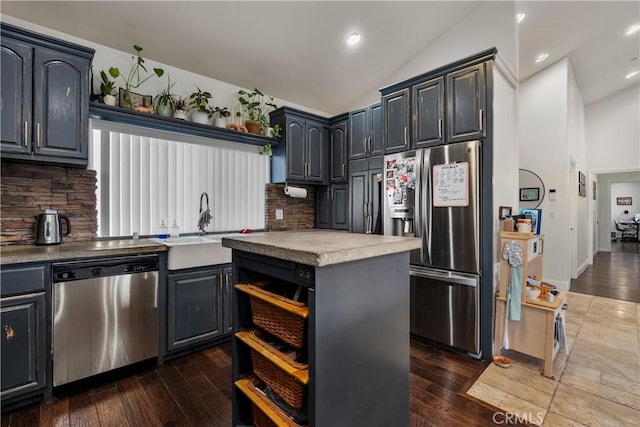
422;148;432;266
410;268;478;287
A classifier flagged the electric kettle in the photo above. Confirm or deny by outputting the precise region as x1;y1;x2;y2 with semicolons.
35;210;71;245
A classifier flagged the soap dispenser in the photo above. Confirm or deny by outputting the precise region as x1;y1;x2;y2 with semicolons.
170;219;180;237
158;220;169;239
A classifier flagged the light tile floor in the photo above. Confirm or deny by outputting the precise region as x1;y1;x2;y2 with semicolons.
467;292;640;426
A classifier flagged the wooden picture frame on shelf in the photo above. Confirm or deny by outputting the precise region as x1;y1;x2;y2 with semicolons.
499;206;512;220
118;88;144;109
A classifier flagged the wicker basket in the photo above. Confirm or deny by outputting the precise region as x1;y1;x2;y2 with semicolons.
236;283;309;349
236;330;308;409
235;376;305;427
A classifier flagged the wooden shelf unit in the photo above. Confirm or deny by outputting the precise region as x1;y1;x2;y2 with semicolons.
495;232;566;378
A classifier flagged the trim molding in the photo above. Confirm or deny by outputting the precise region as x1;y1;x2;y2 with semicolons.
494;52;518;89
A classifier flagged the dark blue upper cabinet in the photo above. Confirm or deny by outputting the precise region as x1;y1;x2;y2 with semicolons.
1;38;32;155
34;48;88;161
270;107;329;185
330;119;347;182
413;77;445;148
0;23;94;167
382;88;410;154
446;63;486;143
349;103;381;160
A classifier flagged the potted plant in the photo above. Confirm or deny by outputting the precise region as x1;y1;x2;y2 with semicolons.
238;88;278;134
108;45;164;109
211;106;231;127
189;87;212;124
154;76;176;117
173;96;188;120
99;70;117;106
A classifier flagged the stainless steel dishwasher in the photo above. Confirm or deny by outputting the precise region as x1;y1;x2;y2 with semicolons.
52;255;159;386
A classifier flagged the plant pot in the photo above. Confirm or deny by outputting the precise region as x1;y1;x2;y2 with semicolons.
173;109;188;120
103;94;117;106
191;110;209;124
214;117;227;128
156;103;174;118
245;120;261;134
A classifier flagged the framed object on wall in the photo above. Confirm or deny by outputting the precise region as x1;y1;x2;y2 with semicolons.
592;181;596;200
520;187;540;202
498;206;512;219
578;171;585;185
617;197;632;205
578;183;586;197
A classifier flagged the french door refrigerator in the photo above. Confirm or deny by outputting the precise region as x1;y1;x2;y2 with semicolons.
384;140;481;356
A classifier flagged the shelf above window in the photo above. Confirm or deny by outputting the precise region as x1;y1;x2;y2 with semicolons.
89;102;279;147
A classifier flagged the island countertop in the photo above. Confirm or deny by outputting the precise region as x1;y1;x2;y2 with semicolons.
0;239;167;265
221;230;421;267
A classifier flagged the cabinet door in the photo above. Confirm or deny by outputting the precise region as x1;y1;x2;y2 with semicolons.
330;121;348;182
413;77;445;148
349;171;367;233
221;267;233;335
285;117;306;181
315;186;332;229
369;103;384;156
1;38;32;155
1;293;46;400
33;47;89;162
368;167;383;234
349;108;368;160
382;89;410;153
331;184;349;230
168;269;222;351
306;121;326;182
446;63;486;143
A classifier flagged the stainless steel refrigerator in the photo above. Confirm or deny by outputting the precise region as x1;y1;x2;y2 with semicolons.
384;140;481;356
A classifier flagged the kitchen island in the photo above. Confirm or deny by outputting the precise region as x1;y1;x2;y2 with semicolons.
222;230;420;427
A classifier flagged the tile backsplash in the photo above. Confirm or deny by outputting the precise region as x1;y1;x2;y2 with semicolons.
1;161;97;245
265;184;315;231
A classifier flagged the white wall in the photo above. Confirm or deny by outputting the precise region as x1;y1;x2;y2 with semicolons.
352;1;517;109
2;15;331;119
611;182;640;226
586;86;640;173
519;59;570;288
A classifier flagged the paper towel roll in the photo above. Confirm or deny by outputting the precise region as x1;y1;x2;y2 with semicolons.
284;186;307;198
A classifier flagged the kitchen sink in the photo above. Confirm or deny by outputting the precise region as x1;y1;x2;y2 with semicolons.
153;235;230;270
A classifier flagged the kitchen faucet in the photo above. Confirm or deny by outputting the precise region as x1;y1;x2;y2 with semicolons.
197;192;212;235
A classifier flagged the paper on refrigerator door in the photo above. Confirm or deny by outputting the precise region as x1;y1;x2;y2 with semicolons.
432;162;469;207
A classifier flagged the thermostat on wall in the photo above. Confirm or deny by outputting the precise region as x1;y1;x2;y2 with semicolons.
549;189;557;201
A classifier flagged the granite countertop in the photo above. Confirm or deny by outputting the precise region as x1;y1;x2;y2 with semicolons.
0;239;167;265
221;230;421;267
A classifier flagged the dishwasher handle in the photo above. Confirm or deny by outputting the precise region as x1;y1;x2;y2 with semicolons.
410;267;478;287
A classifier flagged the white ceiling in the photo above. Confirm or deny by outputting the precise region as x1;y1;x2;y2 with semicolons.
2;1;639;114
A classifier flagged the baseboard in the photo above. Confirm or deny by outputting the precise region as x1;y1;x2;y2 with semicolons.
577;259;589;277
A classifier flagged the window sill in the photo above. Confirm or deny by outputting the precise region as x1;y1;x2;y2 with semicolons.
89;102;279;147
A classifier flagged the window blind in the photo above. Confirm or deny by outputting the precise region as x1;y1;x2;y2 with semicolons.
89;121;269;237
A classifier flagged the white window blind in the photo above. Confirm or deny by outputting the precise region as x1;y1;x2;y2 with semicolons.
89;121;269;237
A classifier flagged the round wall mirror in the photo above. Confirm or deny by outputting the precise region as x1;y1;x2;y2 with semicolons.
519;169;545;209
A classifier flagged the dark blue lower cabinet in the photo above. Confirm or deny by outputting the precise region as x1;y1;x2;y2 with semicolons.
1;292;46;401
167;264;234;353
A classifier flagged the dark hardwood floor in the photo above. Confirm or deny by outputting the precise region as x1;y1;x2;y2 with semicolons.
1;339;517;426
570;241;640;302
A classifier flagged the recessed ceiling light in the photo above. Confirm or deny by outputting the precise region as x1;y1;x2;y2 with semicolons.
625;70;639;79
516;13;526;24
535;53;549;63
625;24;640;36
346;33;361;46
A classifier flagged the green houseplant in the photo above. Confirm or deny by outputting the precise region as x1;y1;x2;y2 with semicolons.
108;45;164;109
154;76;176;117
99;70;117;106
173;96;188;120
211;106;230;127
189;87;212;124
238;88;278;134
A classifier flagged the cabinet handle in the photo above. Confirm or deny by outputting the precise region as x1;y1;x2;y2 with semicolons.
364;137;368;153
438;118;443;139
23;121;28;147
369;136;373;153
479;109;484;132
363;202;367;217
36;123;41;148
403;127;408;146
305;163;308;177
331;187;335;200
4;324;15;340
342;163;346;177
